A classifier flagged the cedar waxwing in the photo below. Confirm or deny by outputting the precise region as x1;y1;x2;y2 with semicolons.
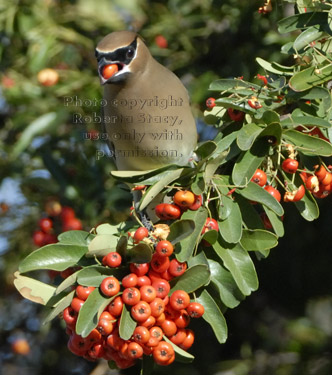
95;31;197;171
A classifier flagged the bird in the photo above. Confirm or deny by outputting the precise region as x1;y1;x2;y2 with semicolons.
95;31;197;171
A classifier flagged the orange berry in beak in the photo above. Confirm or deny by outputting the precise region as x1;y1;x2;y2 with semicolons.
102;64;118;80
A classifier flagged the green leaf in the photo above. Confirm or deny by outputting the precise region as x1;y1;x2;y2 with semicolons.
196;289;228;344
263;206;285;237
262;110;281;125
283;129;332;156
293;25;324;52
219;200;242;244
19;243;88;273
236;195;265;230
187;252;210;268
96;223;120;235
87;234;119;257
119;304;137;340
110;164;178;182
209;78;260;92
58;230;94;246
76;288;113;337
214;130;240;155
204;151;228;185
232;137;270;186
76;266;126;287
202;229;219;245
168;220;195;245
116;236;128;259
237;182;284;216
237;123;263;151
207;258;244;308
289;64;332;92
191;173;205;195
55;269;79;294
240;229;278;251
216;97;256;114
298;87;330;100
139;168;185;210
259;122;282;145
195;141;217;161
213;238;258;295
43;290;75;324
169;265;210;293
127;243;153;263
294;190;319;221
163;336;195;363
256;57;293;76
218;195;234;220
278;12;328;33
281;114;331;129
13;271;56;305
176;207;208;262
204;106;227;125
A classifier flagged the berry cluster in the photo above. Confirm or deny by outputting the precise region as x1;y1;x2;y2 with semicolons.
250;159;332;205
155;190;202;221
302;164;332;199
32;202;82;247
62;234;204;368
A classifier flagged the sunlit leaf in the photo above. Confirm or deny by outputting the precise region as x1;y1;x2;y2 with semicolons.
13;271;57;306
236;182;284;216
168;220;195;245
283;129;332;156
176;207;208;262
140;168;185;210
19;243;88;273
213;238;258;295
119;304;136;340
240;229;278;251
207;258;244;308
219;200;243;244
43;290;75;324
163;336;195;363
196;289;228;344
76;288;113;337
87;234;119;256
170;265;210;293
58;230;94;246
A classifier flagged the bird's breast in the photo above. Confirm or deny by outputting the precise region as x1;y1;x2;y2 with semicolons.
101;72;197;171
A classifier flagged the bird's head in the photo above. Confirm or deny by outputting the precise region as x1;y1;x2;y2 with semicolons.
95;31;148;85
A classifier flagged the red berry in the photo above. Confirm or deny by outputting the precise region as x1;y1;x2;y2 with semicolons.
39;217;53;233
227;108;245;122
282;158;299;174
168;259;187;277
251;169;267;187
186;302;205;318
102;64;118;80
133;227;149;243
155;240;174;257
62;217;82;231
170;290;190;311
206;97;216;108
104;252;122;268
155;35;168;49
188;194;203;210
100;277;120;297
264;185;281;202
33;230;46;247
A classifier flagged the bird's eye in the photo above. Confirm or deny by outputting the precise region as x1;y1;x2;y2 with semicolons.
126;48;135;59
